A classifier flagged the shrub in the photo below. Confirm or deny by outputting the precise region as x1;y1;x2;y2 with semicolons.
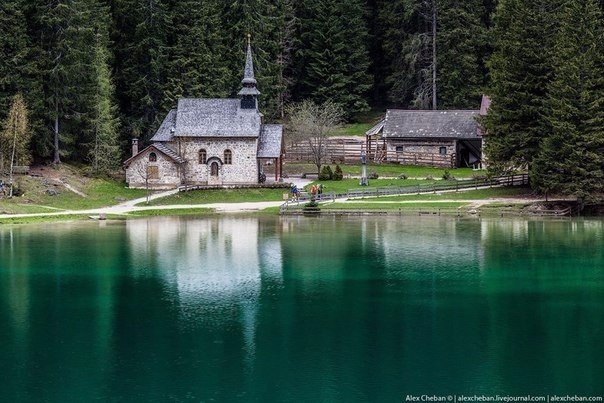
368;171;379;179
442;170;454;180
319;165;333;180
333;164;344;180
304;199;319;208
398;173;408;180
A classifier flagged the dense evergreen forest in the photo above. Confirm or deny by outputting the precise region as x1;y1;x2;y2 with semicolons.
0;0;603;198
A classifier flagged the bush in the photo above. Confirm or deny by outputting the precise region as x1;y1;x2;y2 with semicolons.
304;199;319;208
442;170;454;180
319;165;333;180
368;171;379;179
333;164;344;180
398;173;408;180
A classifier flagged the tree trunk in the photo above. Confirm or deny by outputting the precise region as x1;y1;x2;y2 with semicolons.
431;1;437;110
53;98;61;164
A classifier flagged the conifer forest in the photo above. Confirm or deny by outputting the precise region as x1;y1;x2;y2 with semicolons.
0;0;603;197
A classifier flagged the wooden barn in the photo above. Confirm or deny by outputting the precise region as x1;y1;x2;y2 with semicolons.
365;109;483;168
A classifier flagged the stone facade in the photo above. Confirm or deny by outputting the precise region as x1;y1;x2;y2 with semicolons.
125;148;183;189
172;138;259;185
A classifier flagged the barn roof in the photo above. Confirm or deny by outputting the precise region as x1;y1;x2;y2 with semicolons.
257;124;283;158
380;110;481;139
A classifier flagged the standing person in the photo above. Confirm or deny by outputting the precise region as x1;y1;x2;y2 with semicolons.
291;184;298;201
311;184;317;199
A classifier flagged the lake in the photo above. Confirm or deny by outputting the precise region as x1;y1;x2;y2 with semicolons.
1;216;603;402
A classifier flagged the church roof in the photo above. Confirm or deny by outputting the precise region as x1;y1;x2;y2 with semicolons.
257;124;283;158
152;109;177;142
381;110;480;139
151;99;262;141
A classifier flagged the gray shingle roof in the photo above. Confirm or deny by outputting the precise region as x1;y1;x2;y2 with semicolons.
123;142;185;167
151;109;177;142
173;98;262;137
383;110;480;139
153;143;186;164
257;124;283;158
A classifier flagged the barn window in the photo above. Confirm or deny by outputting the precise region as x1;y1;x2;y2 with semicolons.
149;152;157;162
199;149;207;164
396;146;404;152
147;165;159;179
224;149;232;164
439;147;447;155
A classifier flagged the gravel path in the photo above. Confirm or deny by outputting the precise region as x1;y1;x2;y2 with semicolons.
0;179;313;219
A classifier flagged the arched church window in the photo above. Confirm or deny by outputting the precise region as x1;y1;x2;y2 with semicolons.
199;149;207;164
224;149;232;165
149;152;157;162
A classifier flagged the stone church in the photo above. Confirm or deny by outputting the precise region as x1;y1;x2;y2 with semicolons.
124;40;283;189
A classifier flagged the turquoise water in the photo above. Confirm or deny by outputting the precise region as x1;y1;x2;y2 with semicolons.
0;216;603;402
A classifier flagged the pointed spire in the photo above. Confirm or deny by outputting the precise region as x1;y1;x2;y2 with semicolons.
242;34;257;86
238;34;260;109
238;34;260;97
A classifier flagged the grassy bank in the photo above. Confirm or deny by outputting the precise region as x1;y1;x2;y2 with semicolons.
281;162;477;179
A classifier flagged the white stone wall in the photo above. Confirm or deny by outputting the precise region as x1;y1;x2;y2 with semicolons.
125;149;181;189
170;138;259;185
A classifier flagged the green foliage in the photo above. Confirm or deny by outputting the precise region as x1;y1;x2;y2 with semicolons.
294;0;372;117
319;165;333;180
333;164;344;180
164;0;230;107
436;0;488;109
484;0;561;172
0;93;31;173
112;0;170;142
532;0;604;200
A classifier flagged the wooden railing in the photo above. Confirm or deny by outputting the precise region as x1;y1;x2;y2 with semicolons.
280;174;530;214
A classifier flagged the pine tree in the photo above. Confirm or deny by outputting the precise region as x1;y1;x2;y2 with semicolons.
87;2;120;174
436;0;487;109
377;0;421;107
0;0;28;121
0;1;45;158
483;0;562;174
0;93;31;196
31;0;103;163
294;0;372;119
164;0;230;109
219;0;297;120
111;0;170;142
532;0;604;200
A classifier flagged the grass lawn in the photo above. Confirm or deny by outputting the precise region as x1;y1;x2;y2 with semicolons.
320;201;470;210
282;162;478;179
367;186;534;201
1;177;147;212
146;187;289;206
332;123;374;136
305;178;442;194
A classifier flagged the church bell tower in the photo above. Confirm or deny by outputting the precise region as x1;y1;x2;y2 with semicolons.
238;34;260;110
